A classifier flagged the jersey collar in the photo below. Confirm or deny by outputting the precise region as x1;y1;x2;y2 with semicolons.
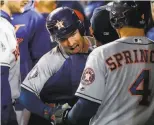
0;10;11;23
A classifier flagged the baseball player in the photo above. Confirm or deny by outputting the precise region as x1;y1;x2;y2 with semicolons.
19;7;96;123
59;1;154;125
40;4;119;105
84;1;105;20
0;0;28;124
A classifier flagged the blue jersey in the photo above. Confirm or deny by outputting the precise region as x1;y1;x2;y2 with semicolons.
12;8;53;81
146;27;154;41
40;54;89;104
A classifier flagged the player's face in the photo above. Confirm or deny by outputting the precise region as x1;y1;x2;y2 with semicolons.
8;0;28;13
35;0;57;13
59;29;84;55
151;1;154;21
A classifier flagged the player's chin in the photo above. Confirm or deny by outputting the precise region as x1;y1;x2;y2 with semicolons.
19;7;24;13
71;50;80;55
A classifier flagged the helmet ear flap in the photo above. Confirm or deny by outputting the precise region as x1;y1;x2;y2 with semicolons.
77;20;85;36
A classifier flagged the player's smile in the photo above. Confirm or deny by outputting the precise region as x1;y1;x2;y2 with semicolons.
70;44;79;50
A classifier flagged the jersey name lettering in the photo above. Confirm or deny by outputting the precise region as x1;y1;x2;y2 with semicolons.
106;49;154;71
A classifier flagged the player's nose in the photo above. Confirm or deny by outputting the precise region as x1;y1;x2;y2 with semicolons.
67;37;75;46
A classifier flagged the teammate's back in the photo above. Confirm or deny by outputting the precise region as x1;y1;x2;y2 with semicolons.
89;36;154;125
69;2;154;125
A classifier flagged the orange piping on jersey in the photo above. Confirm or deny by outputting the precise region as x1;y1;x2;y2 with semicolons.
14;24;25;33
117;27;145;38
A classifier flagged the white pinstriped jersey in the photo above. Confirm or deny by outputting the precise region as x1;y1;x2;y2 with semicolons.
76;37;154;125
21;36;96;96
0;17;20;99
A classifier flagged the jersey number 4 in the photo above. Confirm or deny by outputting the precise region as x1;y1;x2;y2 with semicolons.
129;69;151;106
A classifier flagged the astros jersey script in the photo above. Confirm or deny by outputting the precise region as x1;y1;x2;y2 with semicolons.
21;36;96;96
0;16;20;99
76;37;154;125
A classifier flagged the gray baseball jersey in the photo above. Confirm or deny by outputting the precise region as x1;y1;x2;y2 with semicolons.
21;36;96;96
0;17;20;99
76;36;154;125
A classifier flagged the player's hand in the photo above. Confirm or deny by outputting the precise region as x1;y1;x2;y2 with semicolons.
54;103;71;125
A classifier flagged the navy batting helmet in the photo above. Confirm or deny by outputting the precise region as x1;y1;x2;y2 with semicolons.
46;7;85;42
109;1;145;29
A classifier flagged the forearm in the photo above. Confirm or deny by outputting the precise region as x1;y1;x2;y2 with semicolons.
19;87;54;120
66;98;100;125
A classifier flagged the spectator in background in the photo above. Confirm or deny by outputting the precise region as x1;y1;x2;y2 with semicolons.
84;1;104;20
57;1;91;35
34;0;57;17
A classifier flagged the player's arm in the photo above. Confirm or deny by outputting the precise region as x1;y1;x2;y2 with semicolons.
19;57;71;119
65;98;100;125
19;54;69;121
64;48;106;125
0;31;14;122
40;57;72;103
19;87;55;120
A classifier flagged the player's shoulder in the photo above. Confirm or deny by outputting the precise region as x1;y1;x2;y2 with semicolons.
22;8;44;25
25;8;43;18
0;19;16;49
38;46;67;65
88;39;120;58
0;18;14;32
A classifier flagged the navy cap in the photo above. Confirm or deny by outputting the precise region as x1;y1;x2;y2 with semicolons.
91;5;119;44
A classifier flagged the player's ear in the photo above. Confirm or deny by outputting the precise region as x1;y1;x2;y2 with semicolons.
33;0;39;8
53;1;57;10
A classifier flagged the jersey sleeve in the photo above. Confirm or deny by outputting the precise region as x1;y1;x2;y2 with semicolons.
40;57;72;102
0;30;11;67
75;49;107;104
21;54;51;96
21;51;66;96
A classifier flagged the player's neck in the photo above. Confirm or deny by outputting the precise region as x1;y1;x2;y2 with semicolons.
82;37;89;53
118;27;145;38
0;5;11;16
